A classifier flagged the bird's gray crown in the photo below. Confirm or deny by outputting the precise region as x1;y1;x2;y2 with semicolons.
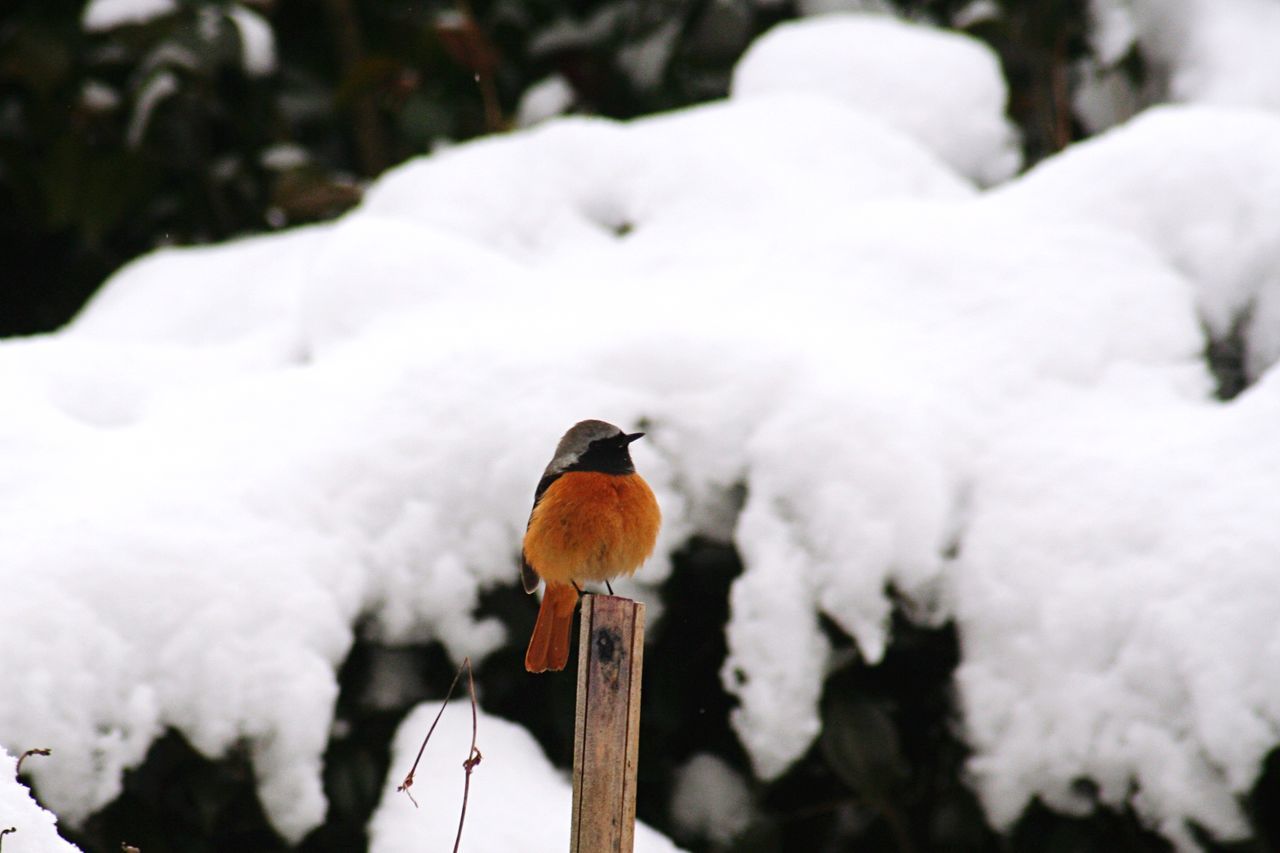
544;419;625;476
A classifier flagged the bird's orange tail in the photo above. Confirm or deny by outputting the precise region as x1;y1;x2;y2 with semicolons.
525;582;579;673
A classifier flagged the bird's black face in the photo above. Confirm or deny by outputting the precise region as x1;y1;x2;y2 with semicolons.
565;431;644;475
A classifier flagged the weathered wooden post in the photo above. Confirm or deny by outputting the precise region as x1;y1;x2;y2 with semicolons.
570;594;645;853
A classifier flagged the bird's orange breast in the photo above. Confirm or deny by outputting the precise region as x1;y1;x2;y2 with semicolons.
523;471;661;585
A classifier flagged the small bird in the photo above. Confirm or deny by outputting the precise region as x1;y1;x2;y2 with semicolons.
522;419;662;673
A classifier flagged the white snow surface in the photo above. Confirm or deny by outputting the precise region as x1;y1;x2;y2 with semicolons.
0;751;81;853
732;13;1022;185
368;702;683;852
516;75;576;128
1129;0;1280;112
81;0;277;80
5;11;1280;851
955;368;1280;850
1077;0;1280;132
81;0;176;31
669;753;753;846
227;4;277;77
125;70;179;149
992;104;1280;379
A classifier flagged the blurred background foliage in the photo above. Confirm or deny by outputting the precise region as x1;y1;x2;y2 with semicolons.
0;0;1097;337
11;2;1269;851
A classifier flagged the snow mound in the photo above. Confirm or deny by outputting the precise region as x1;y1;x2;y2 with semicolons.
0;393;363;839
360;94;970;271
719;202;1203;780
368;701;683;852
0;750;81;853
993;104;1280;379
70;226;323;348
955;366;1280;850
731;13;1021;185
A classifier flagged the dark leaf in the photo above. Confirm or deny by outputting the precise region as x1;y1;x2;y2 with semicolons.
820;691;910;804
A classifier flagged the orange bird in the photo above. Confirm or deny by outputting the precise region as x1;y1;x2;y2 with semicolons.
522;419;662;673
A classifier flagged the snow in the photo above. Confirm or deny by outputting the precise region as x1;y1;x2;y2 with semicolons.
719;205;1204;781
617;19;682;91
954;368;1280;850
529;6;629;57
368;702;683;852
227;4;277;77
1076;0;1280;132
1130;0;1280;112
81;0;275;77
260;142;310;171
991;104;1280;379
70;226;322;348
668;753;753;845
1087;0;1139;66
125;70;179;148
951;0;999;29
0;751;81;853
79;80;120;112
732;13;1022;185
6;7;1280;851
81;0;176;31
0;380;361;838
516;75;576;128
358;94;971;271
796;0;894;16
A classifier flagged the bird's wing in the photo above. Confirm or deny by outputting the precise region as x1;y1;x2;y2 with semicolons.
520;472;562;594
521;559;540;594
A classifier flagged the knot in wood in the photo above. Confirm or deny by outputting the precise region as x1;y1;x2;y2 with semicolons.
594;626;622;666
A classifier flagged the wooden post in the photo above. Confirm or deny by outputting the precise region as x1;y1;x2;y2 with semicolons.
570;594;645;853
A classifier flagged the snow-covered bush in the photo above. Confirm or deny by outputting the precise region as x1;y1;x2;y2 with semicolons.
8;4;1280;853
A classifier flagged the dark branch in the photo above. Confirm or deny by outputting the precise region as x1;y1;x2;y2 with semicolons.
15;748;51;777
453;660;482;853
396;656;482;853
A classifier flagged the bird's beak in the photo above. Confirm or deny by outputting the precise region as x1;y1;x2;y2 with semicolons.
624;432;645;444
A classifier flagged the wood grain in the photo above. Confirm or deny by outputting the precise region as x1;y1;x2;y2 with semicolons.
570;594;645;853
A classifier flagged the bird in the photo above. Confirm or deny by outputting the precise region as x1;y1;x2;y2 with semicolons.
521;419;662;673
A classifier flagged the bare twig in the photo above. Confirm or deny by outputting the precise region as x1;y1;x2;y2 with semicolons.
454;663;482;853
0;827;15;850
396;657;482;853
397;658;467;804
15;748;51;777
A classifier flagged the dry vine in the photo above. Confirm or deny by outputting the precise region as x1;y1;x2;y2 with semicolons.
397;657;482;853
15;748;51;776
